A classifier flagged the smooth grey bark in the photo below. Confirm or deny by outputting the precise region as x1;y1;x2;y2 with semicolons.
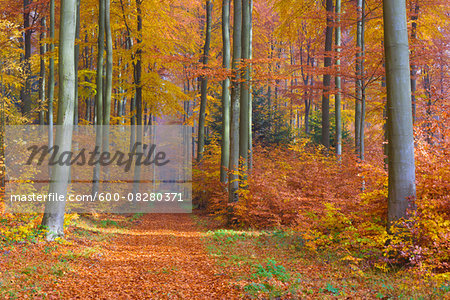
48;0;55;159
248;0;253;171
96;0;105;126
132;0;143;195
92;0;106;197
321;0;333;149
355;0;363;154
22;0;32;116
103;0;113;126
383;0;416;232
134;0;142;127
410;1;419;123
220;0;231;183
197;0;212;162
39;18;46;125
239;0;251;173
359;0;366;160
127;36;136;150
228;0;242;203
74;0;80;127
101;0;113;184
334;0;342;156
41;0;77;240
1;64;5;192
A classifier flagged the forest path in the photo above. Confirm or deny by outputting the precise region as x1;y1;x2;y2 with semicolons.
53;214;239;299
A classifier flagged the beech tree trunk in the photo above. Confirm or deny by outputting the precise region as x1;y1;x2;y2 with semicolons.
197;0;212;161
239;0;251;174
92;0;105;197
220;0;231;183
410;0;419;123
383;0;416;232
334;0;342;156
48;0;55;154
248;0;253;171
355;0;363;154
359;0;366;160
104;0;113;126
74;0;80;127
41;0;77;240
22;0;32;116
228;0;242;203
39;18;46;125
321;0;333;149
132;0;143;195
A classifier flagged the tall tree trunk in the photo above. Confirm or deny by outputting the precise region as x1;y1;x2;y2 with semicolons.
197;0;212;161
48;0;55;159
359;0;366;160
103;0;113;127
74;0;80;127
220;0;231;183
334;0;342;156
102;0;113;184
0;63;4;194
135;0;142;127
248;0;253;171
228;0;242;203
39;18;46;125
22;0;32;116
92;0;105;197
41;0;77;240
239;0;251;173
321;0;333;149
355;0;363;154
410;0;419;123
95;0;105;126
383;0;416;232
132;0;143;195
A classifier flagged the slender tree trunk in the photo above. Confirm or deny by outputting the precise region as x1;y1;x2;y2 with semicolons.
39;18;46;125
321;0;333;149
355;0;363;153
104;0;113;127
359;0;366;160
220;0;231;183
95;0;105;125
41;0;77;240
0;63;4;194
102;0;113;184
92;0;105;197
22;0;32;116
304;92;310;134
48;0;55;160
239;0;251;173
410;0;419;123
74;0;80;127
197;0;212;161
132;0;143;195
135;0;142;127
228;0;242;203
335;0;342;156
383;0;416;232
248;0;253;171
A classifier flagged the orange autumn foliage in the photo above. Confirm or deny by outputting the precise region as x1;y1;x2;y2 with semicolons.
194;121;450;273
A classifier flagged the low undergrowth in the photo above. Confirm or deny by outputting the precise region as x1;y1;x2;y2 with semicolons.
195;214;449;299
194;131;450;292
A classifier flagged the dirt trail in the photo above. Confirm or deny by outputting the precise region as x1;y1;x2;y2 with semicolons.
53;214;239;299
